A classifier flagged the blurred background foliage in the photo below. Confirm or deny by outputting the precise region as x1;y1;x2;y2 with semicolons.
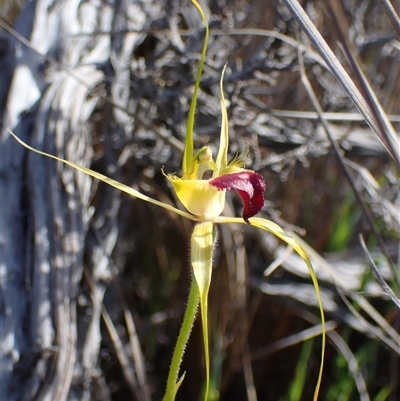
1;0;399;400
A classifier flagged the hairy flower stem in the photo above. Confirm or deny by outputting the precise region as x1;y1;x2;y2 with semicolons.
163;279;199;401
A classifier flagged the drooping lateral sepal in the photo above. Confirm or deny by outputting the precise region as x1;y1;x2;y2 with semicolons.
209;171;266;223
191;221;216;401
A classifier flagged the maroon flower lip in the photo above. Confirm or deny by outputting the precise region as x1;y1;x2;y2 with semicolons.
210;171;266;223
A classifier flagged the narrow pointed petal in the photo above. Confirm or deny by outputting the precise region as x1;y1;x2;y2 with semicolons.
9;131;197;221
215;64;229;174
213;215;326;401
210;171;266;222
183;0;209;177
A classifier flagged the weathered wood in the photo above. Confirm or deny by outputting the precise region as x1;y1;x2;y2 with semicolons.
0;1;154;400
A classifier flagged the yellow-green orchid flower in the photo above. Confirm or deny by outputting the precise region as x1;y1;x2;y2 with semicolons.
159;13;267;396
165;124;266;224
164;67;267;401
8;1;325;400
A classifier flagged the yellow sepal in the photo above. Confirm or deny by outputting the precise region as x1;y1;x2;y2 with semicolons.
167;176;226;221
9;130;198;221
213;215;326;401
191;221;215;401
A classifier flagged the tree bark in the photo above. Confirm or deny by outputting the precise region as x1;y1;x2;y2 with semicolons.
0;1;157;400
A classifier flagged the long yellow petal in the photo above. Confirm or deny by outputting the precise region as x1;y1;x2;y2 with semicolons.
215;64;229;175
214;215;326;401
9;130;197;221
183;0;210;176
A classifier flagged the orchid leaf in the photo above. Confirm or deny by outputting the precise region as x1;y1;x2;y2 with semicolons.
8;130;196;221
214;215;326;401
183;0;209;177
191;221;215;401
163;281;199;401
167;372;185;401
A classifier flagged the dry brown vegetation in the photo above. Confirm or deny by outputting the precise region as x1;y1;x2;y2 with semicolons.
1;0;399;400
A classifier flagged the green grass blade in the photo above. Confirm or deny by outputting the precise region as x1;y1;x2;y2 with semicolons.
287;339;314;401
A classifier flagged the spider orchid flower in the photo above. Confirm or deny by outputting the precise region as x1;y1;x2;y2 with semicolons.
8;79;324;401
159;64;268;400
8;1;325;400
165;85;266;224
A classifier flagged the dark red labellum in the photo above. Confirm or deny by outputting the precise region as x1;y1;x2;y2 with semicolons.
210;171;266;223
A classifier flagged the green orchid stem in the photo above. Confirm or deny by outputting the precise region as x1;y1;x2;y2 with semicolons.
163;279;200;401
